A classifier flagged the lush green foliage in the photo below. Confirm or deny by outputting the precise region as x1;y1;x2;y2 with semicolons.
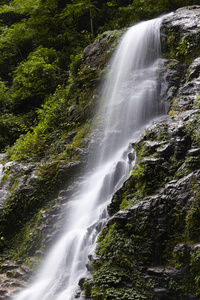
91;222;154;299
10;46;61;112
187;95;200;147
0;0;198;155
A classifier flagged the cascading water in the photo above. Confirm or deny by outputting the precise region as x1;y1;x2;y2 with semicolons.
13;16;165;300
0;165;3;182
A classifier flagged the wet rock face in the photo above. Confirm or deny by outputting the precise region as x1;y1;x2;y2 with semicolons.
0;261;32;299
0;159;84;299
92;6;200;300
162;5;200;36
83;30;124;69
106;171;200;299
161;5;200;112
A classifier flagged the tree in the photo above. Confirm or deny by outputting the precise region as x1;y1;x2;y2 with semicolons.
10;46;61;113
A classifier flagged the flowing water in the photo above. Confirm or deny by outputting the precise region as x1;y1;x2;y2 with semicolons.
0;165;3;182
13;16;165;300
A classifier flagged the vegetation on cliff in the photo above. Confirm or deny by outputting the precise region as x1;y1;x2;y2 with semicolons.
0;1;200;299
0;0;199;158
90;8;200;299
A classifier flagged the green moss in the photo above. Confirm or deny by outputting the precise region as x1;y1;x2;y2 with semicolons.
169;97;182;115
190;248;200;295
83;280;91;298
163;181;200;295
96;29;125;55
186;197;200;242
119;189;144;210
0;192;59;268
92;221;154;300
193;94;200;109
162;29;200;65
0;167;11;185
142;124;169;143
176;156;200;179
162;29;180;60
185;100;200;147
0;158;80;245
170;246;200;296
176;31;200;65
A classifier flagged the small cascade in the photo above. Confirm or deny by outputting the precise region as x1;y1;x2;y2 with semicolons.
0;164;3;183
13;15;165;300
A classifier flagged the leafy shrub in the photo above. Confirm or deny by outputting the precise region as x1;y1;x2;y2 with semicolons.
190;248;200;295
0;113;29;151
0;80;9;111
7;85;69;160
0;20;35;81
92;222;153;299
10;46;61;112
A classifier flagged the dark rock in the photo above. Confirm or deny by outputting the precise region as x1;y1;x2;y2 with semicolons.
141;156;163;165
173;243;187;253
78;277;93;299
157;143;172;159
176;79;200;110
128;151;135;162
107;209;131;226
78;277;86;288
0;260;32;299
59;190;73;197
187;294;199;300
86;261;93;273
164;266;183;279
36;250;45;257
187;57;200;81
147;267;164;276
161;6;200;112
0;290;8;296
162;6;200;36
88;252;100;263
83;30;124;68
188;148;200;156
160;59;185;112
74;288;82;298
65;131;77;144
153;288;170;299
1;262;19;271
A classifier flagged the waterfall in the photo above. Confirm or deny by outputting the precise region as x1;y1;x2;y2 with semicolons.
13;16;164;300
0;165;3;182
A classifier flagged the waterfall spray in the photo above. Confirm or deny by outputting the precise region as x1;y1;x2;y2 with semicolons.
13;16;165;300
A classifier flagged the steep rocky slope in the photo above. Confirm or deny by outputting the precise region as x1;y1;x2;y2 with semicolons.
92;112;200;299
0;5;200;300
90;6;200;300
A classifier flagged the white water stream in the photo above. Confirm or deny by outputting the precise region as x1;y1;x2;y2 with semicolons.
0;165;3;183
13;16;164;300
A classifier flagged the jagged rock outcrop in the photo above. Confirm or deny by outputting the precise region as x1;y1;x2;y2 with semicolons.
0;261;32;299
83;30;124;69
161;5;200;111
91;6;200;300
107;170;199;299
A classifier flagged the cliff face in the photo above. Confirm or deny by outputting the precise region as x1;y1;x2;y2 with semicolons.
91;6;200;300
0;5;200;300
